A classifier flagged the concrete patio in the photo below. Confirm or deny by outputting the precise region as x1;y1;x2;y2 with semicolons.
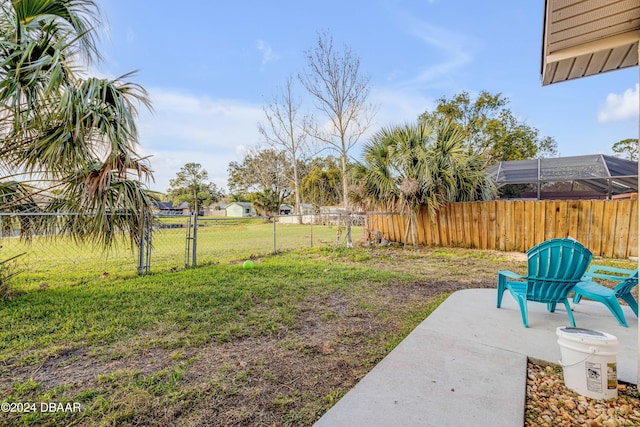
314;288;638;427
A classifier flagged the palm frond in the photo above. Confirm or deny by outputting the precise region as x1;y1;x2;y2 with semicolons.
13;0;101;62
355;118;496;223
0;0;154;249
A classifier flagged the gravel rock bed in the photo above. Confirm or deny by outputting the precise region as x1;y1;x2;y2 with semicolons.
525;362;640;427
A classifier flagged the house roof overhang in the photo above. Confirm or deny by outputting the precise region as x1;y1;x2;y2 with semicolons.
541;0;640;86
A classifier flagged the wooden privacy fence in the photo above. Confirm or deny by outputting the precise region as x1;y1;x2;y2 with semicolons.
367;199;638;259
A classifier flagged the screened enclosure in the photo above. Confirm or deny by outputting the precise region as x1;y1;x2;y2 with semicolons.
486;154;638;200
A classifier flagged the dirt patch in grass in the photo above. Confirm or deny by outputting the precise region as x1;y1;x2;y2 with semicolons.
0;246;531;426
2;284;483;426
0;346;177;392
143;280;478;426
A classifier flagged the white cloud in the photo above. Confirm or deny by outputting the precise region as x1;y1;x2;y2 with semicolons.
126;27;135;44
370;87;432;128
598;84;639;123
396;19;474;89
357;19;467;133
257;40;278;66
136;88;264;193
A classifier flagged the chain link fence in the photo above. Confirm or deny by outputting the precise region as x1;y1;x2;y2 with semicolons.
0;212;365;288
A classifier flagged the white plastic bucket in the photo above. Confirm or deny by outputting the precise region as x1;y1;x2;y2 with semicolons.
556;327;618;400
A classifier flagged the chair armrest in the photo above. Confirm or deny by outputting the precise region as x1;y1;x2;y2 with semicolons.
583;265;637;282
498;270;525;280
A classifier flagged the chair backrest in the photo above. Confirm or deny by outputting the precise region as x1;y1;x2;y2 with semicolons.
525;238;593;303
614;270;638;298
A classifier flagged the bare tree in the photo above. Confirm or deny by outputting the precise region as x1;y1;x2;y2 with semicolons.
299;32;376;210
258;76;308;222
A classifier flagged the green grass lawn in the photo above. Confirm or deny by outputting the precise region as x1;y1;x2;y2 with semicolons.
0;235;635;426
1;219;357;290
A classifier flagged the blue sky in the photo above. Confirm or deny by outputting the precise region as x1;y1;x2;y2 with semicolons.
96;0;639;193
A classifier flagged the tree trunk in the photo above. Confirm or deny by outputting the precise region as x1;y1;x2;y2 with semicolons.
293;162;302;225
403;216;411;249
410;212;418;249
193;187;198;216
341;149;353;247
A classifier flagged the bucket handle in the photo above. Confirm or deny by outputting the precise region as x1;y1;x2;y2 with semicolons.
558;347;597;368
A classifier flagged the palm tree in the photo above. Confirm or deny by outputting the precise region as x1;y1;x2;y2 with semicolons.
355;119;495;247
0;0;154;247
356;121;429;248
250;188;280;217
301;156;342;209
426;120;496;211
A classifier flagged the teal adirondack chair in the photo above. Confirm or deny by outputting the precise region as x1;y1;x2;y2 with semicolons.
497;238;592;328
572;265;638;327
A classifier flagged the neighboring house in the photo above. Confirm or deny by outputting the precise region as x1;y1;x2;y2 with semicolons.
153;201;190;215
178;202;191;214
204;203;228;217
153;201;173;215
279;204;293;215
226;202;254;217
278;203;316;224
278;203;314;215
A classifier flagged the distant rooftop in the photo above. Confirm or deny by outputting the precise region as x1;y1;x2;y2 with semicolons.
228;202;252;208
